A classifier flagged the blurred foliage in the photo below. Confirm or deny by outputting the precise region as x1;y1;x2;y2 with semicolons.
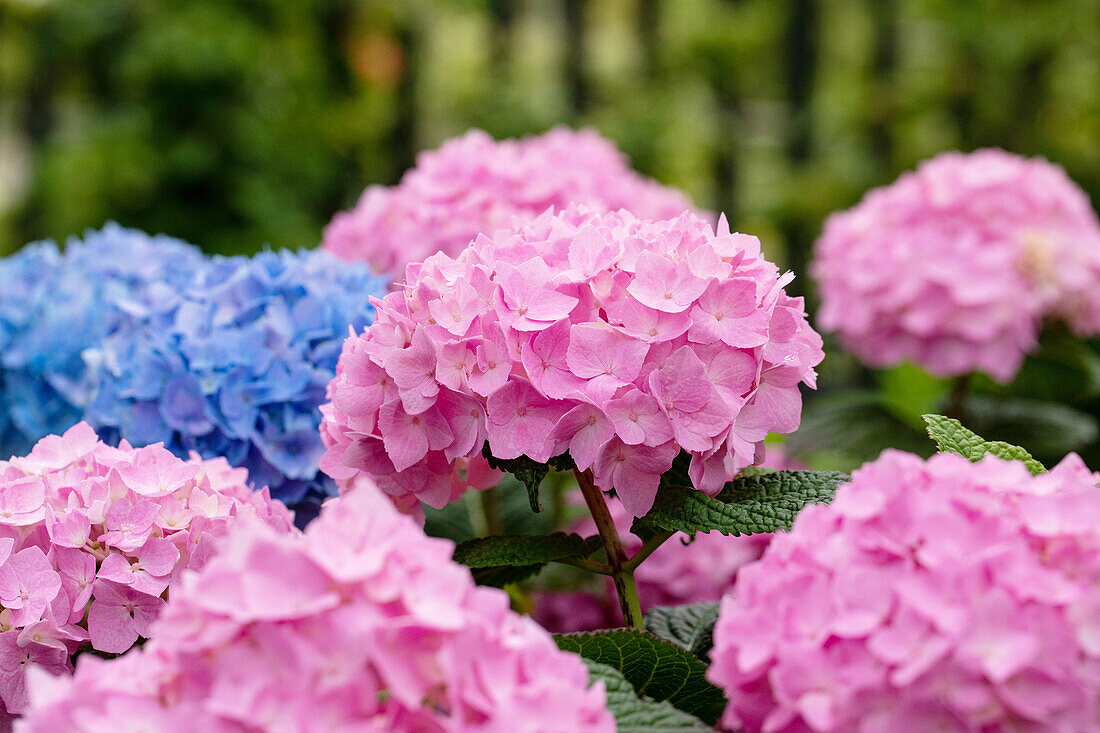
2;0;1100;469
1;0;1097;266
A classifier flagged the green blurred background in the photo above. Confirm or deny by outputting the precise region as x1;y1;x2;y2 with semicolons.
2;0;1098;280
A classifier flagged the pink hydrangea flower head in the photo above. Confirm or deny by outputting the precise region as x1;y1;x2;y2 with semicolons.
0;423;293;718
321;206;823;516
16;479;614;732
813;149;1100;382
708;450;1100;732
322;127;702;279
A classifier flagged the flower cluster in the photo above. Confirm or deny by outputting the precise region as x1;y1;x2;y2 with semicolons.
15;479;613;732
322;127;701;279
0;423;294;720
0;224;204;457
708;450;1100;732
84;248;388;523
321;206;823;516
535;446;798;633
813;149;1100;381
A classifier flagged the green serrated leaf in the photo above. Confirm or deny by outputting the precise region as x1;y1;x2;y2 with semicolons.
738;465;777;478
453;532;602;588
453;532;602;568
481;446;574;513
633;469;849;539
581;660;713;732
498;475;557;535
921;414;1046;474
470;564;543;587
548;452;577;472
644;602;721;664
554;629;727;725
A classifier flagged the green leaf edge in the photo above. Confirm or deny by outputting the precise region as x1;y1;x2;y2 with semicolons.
921;414;1046;474
481;445;575;513
632;468;850;539
452;532;602;568
581;659;713;732
554;628;727;726
644;601;721;664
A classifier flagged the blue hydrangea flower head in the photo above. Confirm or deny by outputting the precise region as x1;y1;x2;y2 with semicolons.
85;247;388;524
0;223;203;457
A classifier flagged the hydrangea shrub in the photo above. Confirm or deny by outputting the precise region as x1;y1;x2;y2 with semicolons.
0;224;204;457
813;149;1100;381
708;450;1100;731
322;127;701;279
0;423;293;719
15;481;613;732
85;249;388;521
321;206;823;517
11;135;1094;733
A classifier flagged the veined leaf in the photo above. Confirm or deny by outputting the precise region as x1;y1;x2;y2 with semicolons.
554;628;726;725
482;445;574;512
922;414;1046;474
632;462;848;539
453;532;601;587
581;659;713;732
644;601;721;663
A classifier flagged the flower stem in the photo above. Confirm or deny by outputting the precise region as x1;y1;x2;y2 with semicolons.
623;529;674;573
945;373;972;420
549;479;566;530
573;468;645;629
480;485;503;537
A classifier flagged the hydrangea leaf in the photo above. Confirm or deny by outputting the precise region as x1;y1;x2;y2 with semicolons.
453;532;602;568
922;414;1046;475
470;564;544;588
738;465;777;478
453;532;601;587
497;475;558;535
580;659;713;732
554;629;727;725
632;466;849;539
643;601;720;663
482;446;575;513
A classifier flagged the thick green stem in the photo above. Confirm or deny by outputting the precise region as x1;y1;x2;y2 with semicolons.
574;468;645;629
613;570;644;630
